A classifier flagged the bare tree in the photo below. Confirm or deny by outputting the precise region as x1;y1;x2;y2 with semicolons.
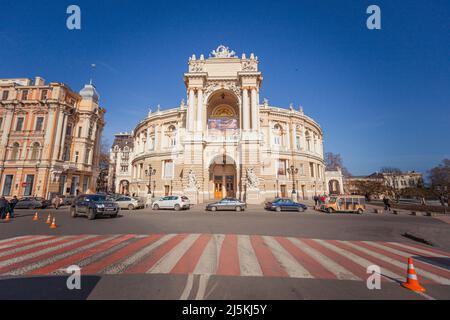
325;152;352;177
96;138;110;193
352;180;387;199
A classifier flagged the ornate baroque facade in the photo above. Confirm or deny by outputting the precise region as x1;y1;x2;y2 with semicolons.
0;77;105;199
126;46;326;204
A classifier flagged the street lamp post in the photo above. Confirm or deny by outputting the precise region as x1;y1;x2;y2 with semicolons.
287;165;299;200
146;165;156;195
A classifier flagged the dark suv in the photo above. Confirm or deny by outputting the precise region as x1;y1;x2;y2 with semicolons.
70;194;119;220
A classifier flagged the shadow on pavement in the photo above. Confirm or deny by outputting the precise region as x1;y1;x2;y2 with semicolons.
0;275;101;300
414;255;450;271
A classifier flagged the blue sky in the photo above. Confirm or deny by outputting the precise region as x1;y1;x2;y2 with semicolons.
1;0;449;175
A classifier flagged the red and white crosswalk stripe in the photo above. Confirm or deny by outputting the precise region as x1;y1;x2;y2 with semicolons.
0;234;449;286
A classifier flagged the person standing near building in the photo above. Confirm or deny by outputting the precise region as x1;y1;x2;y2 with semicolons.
8;196;18;218
0;197;8;219
313;195;319;208
383;196;391;211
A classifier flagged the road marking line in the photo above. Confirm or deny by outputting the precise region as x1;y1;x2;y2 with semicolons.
195;274;210;300
9;236;117;275
304;239;366;281
0;236;51;250
292;238;359;281
193;234;221;275
0;236;65;258
0;235;92;271
171;234;212;274
125;234;187;274
344;241;450;285
27;234;136;275
149;234;200;274
96;234;169;274
237;235;263;277
0;235;101;275
316;239;401;281
250;235;288;277
389;242;450;258
262;236;313;279
275;237;332;279
217;234;240;276
179;273;194;300
362;241;450;280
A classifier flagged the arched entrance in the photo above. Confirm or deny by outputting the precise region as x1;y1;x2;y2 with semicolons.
206;89;240;139
328;179;340;195
209;155;237;199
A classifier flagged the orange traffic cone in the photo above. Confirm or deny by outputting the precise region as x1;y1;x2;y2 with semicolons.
402;258;426;292
49;217;57;229
33;212;39;221
46;214;52;224
4;213;10;222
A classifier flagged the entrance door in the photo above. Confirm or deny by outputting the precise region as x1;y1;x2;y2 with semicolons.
214;176;222;199
164;185;170;196
280;185;287;198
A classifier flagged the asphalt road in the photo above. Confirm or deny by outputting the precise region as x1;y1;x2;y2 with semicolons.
0;205;449;300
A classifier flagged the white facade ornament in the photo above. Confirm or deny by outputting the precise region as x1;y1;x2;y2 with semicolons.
157;104;161;112
180;99;185;110
263;98;269;108
211;45;236;58
189;61;204;72
147;106;152;117
246;167;260;189
186;169;199;190
204;80;241;99
242;60;257;71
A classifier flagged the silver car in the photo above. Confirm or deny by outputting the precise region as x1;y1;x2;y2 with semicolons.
114;196;144;210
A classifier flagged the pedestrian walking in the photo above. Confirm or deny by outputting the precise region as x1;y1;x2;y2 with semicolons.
52;195;62;209
383;196;391;211
0;196;8;219
313;195;319;207
8;196;18;218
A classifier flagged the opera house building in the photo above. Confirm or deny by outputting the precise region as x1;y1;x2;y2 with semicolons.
110;46;328;204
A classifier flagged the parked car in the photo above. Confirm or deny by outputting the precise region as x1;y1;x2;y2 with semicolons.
265;198;307;212
114;196;145;210
152;195;190;211
70;194;119;220
206;198;247;212
14;197;51;209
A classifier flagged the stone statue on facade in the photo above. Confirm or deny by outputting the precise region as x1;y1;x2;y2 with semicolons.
245;167;259;189
211;45;236;58
186;169;199;190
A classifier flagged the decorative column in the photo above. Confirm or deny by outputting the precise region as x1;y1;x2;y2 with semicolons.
188;89;195;132
59;113;68;160
251;88;258;131
243;88;250;131
196;89;203;132
52;110;64;160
